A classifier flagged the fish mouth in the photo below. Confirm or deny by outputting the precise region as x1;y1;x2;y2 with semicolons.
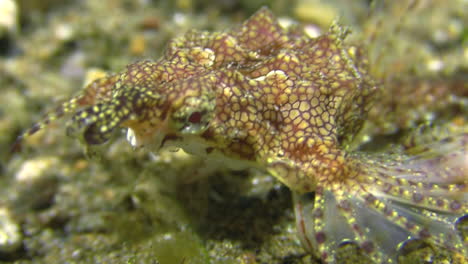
124;121;165;149
123;117;182;150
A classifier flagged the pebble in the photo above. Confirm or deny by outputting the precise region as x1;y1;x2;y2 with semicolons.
15;157;58;183
0;207;22;253
0;0;17;35
293;0;337;27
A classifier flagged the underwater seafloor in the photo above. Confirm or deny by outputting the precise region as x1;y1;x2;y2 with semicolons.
0;0;467;263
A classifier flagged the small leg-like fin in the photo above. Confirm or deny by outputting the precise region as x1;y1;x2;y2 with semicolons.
294;133;467;263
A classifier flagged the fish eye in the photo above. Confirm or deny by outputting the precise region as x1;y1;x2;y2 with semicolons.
171;96;215;135
173;109;212;134
187;111;203;124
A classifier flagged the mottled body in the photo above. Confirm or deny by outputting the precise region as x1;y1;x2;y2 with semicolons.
16;8;467;263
